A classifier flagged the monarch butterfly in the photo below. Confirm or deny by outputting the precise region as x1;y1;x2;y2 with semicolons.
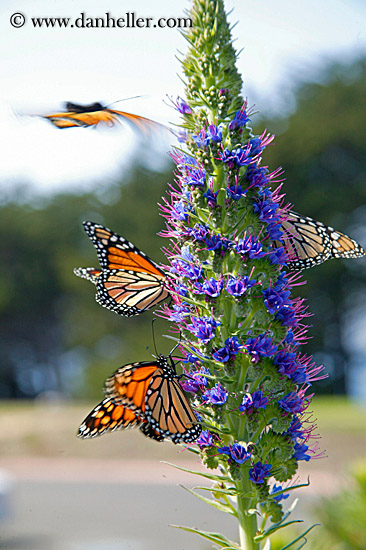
78;355;201;444
77;397;164;441
279;211;365;270
74;221;169;316
42;101;158;131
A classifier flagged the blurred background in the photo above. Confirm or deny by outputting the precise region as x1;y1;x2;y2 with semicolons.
0;0;366;549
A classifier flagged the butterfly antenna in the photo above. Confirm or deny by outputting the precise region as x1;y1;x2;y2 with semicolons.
168;330;182;358
105;96;145;108
151;319;159;357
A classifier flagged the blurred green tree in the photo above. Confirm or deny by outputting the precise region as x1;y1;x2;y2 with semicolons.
0;165;173;399
255;57;366;394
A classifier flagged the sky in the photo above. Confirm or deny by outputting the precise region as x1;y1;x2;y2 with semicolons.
0;0;365;193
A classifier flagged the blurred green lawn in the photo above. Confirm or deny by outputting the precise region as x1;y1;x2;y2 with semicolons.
0;397;365;469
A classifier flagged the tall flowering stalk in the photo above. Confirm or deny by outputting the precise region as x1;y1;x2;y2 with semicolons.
159;1;325;548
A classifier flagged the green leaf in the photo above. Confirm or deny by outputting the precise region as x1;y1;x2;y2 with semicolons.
193;485;239;497
279;524;320;549
161;461;231;482
179;484;238;517
171;525;239;549
254;520;304;541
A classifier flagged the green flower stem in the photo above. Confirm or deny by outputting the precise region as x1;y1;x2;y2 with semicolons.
237;475;260;550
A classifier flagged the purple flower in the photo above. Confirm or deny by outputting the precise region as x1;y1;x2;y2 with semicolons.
213;336;242;363
269;247;289;266
228;106;250;131
227;184;246;201
249;462;272;484
239;391;268;413
225;336;242;356
245;335;278;363
235;235;265;259
202;382;228;405
183;167;206;188
286;416;305;440
270;484;290;503
246;166;269;188
218;443;252;464
177;284;188;296
274;350;298;378
171;201;188;220
189;223;208;241
192;130;209;148
172;259;202;280
206;124;223;143
203;189;219;208
267;222;284;241
175;97;192;115
171;303;190;322
187;316;220;343
248;137;265;157
181;366;210;393
262;288;286;314
205;234;229;252
230;443;252;464
253;200;280;223
219;147;252;168
278;391;306;414
196;277;224;297
226;276;256;296
293;442;311;462
212;347;231;363
196;430;214;448
275;305;297;327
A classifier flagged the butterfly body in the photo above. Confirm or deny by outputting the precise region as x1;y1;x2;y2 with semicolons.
74;222;169;316
43;101;157;130
279;211;365;270
78;355;201;444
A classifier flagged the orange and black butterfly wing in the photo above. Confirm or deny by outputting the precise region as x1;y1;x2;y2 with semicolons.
79;221;168;316
44;101;159;130
328;227;365;260
279;212;365;270
95;269;169;316
73;267;102;285
77;398;142;439
139;422;165;442
104;358;201;444
144;364;202;444
104;361;161;414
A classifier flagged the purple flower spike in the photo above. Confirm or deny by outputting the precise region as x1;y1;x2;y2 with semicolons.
187;316;220;343
249;462;272;484
202;382;228;405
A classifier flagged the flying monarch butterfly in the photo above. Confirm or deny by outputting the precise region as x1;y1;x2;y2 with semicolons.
103;354;202;444
42;101;159;131
279;211;365;270
77;397;164;442
74;221;169;316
